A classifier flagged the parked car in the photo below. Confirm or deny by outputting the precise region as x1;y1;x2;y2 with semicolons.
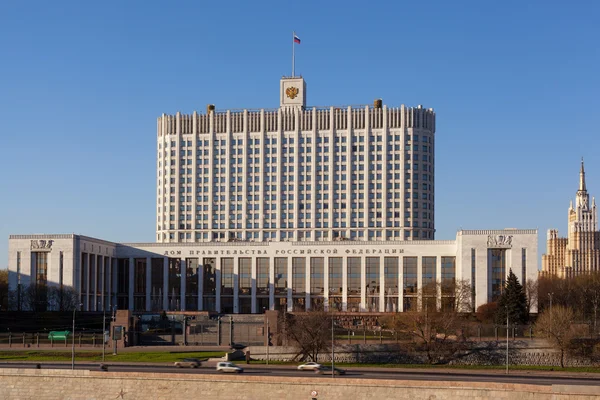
216;362;243;373
315;366;346;375
297;362;321;371
174;358;201;368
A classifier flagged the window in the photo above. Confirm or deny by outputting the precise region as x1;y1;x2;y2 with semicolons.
490;249;506;302
347;258;361;296
34;252;48;284
310;258;324;295
329;258;342;294
403;257;417;296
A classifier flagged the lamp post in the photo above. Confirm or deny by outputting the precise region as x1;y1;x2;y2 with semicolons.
112;306;118;356
100;302;110;362
71;303;82;370
548;292;553;310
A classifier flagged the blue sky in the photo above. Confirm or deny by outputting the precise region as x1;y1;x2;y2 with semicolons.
0;0;599;268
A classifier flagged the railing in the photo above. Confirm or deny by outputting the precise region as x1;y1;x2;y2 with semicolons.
0;332;107;348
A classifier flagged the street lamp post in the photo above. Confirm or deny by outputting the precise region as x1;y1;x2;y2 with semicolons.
112;306;118;356
71;303;82;370
101;302;109;362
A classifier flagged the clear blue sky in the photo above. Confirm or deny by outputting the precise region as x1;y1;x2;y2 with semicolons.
1;0;599;269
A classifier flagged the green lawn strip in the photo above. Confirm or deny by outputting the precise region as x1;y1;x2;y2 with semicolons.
0;351;225;363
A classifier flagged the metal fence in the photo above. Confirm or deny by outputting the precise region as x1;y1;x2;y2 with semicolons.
0;332;107;348
137;317;265;347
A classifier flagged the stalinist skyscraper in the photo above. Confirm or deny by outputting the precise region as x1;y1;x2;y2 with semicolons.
542;160;600;277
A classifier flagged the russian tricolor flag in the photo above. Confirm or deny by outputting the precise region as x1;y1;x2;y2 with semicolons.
294;34;301;44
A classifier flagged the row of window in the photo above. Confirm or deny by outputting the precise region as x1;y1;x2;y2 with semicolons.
160;134;432;150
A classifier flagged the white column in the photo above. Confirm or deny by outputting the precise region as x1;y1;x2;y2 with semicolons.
398;256;404;312
198;259;204;311
379;256;385;312
287;257;293;313
180;258;186;311
342;257;348;311
85;253;91;311
436;256;442;311
323;256;329;312
417;256;423;311
269;259;275;310
251;257;257;313
93;255;98;311
99;255;104;311
111;258;118;309
305;258;311;311
163;257;169;310
360;256;366;312
145;257;152;311
215;257;222;313
233;257;239;313
128;257;134;311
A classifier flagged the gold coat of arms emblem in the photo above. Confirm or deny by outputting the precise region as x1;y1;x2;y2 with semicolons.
286;86;299;99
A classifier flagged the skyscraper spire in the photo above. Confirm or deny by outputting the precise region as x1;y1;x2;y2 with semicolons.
580;157;587;192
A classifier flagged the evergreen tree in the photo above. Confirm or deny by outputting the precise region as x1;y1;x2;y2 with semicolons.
495;269;529;325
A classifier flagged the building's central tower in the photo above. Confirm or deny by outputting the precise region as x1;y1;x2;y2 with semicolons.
279;76;306;110
156;76;436;243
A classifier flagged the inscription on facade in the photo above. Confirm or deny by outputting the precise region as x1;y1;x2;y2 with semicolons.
162;248;404;256
31;240;53;250
487;235;513;248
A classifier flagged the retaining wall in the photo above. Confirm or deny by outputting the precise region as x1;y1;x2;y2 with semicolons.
0;368;599;400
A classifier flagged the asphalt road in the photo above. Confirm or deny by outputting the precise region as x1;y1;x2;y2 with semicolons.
2;362;600;387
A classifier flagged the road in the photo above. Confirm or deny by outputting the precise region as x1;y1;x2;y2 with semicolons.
1;362;600;387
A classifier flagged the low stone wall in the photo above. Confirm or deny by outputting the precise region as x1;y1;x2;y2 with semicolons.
0;368;599;400
247;344;424;363
247;342;600;367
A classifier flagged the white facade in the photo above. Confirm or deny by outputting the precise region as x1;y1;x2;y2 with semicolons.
8;229;538;313
156;76;436;244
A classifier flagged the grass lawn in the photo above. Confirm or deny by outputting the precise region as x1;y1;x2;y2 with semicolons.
0;351;226;363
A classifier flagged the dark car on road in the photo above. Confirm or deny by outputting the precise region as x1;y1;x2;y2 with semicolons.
174;358;201;368
315;365;346;375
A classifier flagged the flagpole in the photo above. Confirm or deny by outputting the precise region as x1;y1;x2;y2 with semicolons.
292;31;295;77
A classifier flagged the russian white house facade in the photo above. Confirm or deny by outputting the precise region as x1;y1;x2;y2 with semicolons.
8;229;537;313
7;74;539;314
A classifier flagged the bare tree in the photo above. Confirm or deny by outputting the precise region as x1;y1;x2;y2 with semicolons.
476;302;498;324
441;279;473;313
403;309;468;364
0;270;8;310
282;311;332;362
535;305;581;368
48;286;80;311
575;273;600;335
22;283;48;312
525;279;538;314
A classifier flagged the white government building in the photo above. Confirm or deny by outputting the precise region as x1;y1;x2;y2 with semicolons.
7;75;539;314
